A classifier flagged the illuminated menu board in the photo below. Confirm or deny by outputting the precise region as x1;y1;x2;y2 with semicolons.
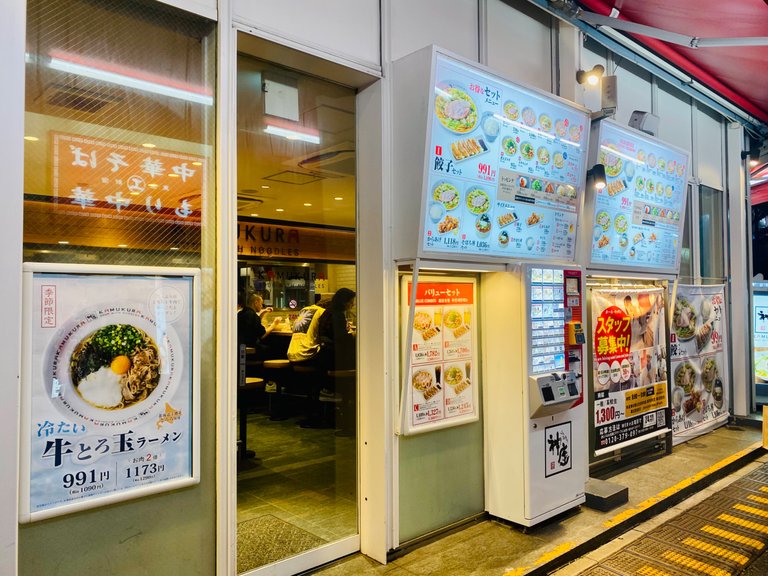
589;120;689;272
529;268;566;373
421;54;590;262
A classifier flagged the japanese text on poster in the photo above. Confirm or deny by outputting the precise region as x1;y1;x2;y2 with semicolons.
670;284;729;445
591;288;669;453
21;266;199;521
422;54;589;262
400;278;479;434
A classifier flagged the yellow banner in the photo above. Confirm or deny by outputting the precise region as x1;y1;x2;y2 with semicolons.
625;382;667;417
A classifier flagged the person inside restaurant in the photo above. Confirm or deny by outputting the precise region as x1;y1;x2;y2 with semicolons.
317;287;356;372
237;292;282;360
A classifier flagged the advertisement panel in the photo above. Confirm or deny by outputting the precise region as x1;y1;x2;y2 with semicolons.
20;264;200;522
670;284;729;444
591;287;669;454
588;120;689;274
400;276;479;434
421;53;590;262
754;285;768;384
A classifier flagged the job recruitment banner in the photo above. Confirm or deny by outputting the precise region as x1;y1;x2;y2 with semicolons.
670;284;728;445
591;287;669;454
399;276;479;435
20;264;200;522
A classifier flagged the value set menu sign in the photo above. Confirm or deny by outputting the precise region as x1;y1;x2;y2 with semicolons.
670;285;729;445
591;288;669;454
589;120;689;273
20;264;200;522
421;54;589;261
400;277;479;434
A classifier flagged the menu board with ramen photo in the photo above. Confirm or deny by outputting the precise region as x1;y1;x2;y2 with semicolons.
670;284;729;445
19;264;200;522
588;120;689;273
400;277;478;434
422;53;589;262
591;288;669;454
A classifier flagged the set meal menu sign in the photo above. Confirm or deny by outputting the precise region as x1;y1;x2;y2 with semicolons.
20;264;200;522
589;120;689;273
400;277;479;435
421;54;589;262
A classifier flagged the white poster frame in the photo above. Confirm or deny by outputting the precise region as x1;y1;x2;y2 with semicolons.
19;263;201;522
398;272;479;436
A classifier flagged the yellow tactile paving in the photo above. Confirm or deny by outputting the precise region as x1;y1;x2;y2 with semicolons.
759;486;768;494
637;565;677;576
699;524;765;550
733;503;768;518
680;536;749;564
747;494;768;505
716;513;768;534
660;550;732;576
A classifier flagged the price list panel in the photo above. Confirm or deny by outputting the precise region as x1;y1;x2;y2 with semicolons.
589;120;689;273
421;53;589;262
529;267;566;374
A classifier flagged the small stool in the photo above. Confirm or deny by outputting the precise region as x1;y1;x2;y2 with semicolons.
238;377;264;461
292;362;333;428
263;359;292;420
328;369;356;436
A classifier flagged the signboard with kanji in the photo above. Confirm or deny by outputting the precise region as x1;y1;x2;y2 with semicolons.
399;276;479;435
19;263;200;522
590;287;669;454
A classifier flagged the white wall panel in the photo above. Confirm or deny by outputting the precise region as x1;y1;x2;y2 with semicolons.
657;83;693;154
390;0;478;63
614;62;652;127
156;0;217;20
234;0;380;72
486;0;552;92
695;106;725;188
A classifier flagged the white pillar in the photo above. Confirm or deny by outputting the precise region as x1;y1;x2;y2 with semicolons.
0;0;25;574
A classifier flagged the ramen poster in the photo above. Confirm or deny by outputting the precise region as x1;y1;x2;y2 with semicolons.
591;287;669;454
20;264;199;521
670;284;729;445
400;276;479;435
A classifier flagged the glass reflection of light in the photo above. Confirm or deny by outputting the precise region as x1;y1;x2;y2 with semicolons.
600;144;646;166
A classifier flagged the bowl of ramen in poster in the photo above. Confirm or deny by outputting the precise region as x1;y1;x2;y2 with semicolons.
43;305;182;426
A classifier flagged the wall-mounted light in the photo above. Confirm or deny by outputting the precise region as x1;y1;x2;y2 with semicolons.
587;164;607;190
576;64;605;86
742;148;761;168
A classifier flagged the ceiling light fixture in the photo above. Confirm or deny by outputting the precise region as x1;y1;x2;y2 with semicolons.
275;208;285;212
58;241;69;245
261;185;270;189
24;136;39;142
334;196;344;201
576;64;605;86
170;247;180;251
47;50;213;106
142;143;156;148
303;203;312;207
264;124;320;144
117;244;128;248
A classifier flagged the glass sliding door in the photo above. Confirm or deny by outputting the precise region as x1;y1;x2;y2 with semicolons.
235;35;358;574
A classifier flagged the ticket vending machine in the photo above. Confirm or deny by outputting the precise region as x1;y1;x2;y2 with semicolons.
482;264;587;526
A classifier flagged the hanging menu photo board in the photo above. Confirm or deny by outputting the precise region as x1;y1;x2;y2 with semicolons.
752;283;768;386
588;120;689;273
20;264;200;522
400;276;479;435
420;53;590;262
591;287;669;454
670;285;729;445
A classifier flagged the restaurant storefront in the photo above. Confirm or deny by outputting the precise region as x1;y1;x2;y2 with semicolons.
0;0;763;575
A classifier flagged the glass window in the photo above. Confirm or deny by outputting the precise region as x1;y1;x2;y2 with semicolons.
21;2;217;574
235;38;357;573
699;185;725;281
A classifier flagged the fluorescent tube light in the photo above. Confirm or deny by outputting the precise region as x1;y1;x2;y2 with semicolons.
264;124;320;144
48;54;213;106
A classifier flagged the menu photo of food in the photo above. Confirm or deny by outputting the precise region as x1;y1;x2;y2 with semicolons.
673;295;716;353
442;308;471;340
413;309;441;343
411;365;443;403
434;81;479;135
443;362;472;397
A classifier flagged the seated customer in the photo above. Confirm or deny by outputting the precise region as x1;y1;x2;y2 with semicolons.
286;298;331;362
317;288;356;372
237;292;281;359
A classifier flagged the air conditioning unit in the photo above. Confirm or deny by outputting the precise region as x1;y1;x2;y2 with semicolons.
297;144;356;178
